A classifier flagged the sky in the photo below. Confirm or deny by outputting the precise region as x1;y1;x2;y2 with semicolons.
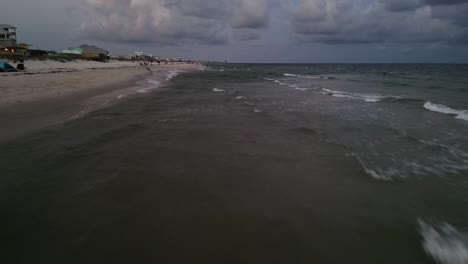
1;0;468;63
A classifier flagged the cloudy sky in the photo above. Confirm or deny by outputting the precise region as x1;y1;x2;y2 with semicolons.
2;0;468;62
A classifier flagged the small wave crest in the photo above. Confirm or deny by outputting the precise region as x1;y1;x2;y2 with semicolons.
380;71;409;76
212;88;225;92
146;79;161;86
322;88;393;103
284;73;319;79
347;130;468;181
382;97;425;104
419;219;468;264
266;78;315;91
137;79;161;93
295;87;311;91
137;87;156;93
166;70;184;80
349;153;399;181
424;102;468;122
283;73;335;79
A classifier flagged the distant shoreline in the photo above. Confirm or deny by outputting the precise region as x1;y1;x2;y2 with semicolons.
0;61;199;142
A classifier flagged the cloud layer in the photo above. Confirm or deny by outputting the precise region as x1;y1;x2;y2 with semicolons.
80;0;468;46
80;0;268;45
291;0;468;44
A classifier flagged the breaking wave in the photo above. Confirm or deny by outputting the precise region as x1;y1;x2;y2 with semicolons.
321;88;396;103
424;102;468;122
166;70;184;80
283;73;335;79
137;79;161;93
349;153;398;181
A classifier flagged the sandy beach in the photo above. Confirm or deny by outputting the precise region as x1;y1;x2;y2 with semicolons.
0;60;198;141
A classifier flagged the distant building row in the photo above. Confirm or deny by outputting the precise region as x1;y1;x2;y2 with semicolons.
61;45;109;62
1;23;189;63
1;24;109;61
0;24;45;56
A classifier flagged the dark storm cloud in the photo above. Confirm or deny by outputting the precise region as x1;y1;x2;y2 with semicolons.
80;0;468;46
232;30;263;41
431;3;468;27
231;0;268;29
3;0;466;62
381;0;423;12
423;0;468;5
381;0;468;12
80;0;268;45
291;0;468;45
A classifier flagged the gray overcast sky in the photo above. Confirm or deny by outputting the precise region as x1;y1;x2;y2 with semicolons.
2;0;468;63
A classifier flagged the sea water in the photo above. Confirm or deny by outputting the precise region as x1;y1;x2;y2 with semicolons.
0;63;467;264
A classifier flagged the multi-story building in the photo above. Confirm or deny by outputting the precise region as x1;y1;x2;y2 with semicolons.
0;24;17;49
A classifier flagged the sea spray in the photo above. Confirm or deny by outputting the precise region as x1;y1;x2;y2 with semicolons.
419;220;468;264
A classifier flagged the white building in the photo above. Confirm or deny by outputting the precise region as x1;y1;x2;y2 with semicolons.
134;51;145;57
0;24;17;48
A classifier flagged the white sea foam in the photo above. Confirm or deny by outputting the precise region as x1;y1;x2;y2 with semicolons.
290;84;312;91
284;73;300;77
236;96;246;100
457;113;468;122
363;167;398;181
274;80;289;86
71;109;90;120
322;88;387;103
146;79;161;86
137;79;161;93
266;77;319;92
137;87;156;93
213;88;225;92
419;219;468;264
349;132;468;180
166;70;184;80
350;153;397;181
284;73;320;79
268;78;296;87
283;73;336;79
424;102;468;122
295;87;310;91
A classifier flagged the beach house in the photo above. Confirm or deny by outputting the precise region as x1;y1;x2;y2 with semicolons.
79;44;109;62
0;24;18;52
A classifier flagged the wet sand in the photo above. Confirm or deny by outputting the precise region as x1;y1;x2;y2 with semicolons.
0;64;198;142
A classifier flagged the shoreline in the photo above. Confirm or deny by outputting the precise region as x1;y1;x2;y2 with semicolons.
0;63;199;142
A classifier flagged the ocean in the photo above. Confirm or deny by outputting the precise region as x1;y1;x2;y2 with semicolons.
1;63;467;263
